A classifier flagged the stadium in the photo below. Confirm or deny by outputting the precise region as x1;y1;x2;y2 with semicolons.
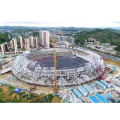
12;48;105;86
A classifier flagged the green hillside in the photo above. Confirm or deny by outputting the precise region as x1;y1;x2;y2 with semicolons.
74;28;120;51
0;32;11;44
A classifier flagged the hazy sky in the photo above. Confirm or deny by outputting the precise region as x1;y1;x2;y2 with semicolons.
0;0;120;27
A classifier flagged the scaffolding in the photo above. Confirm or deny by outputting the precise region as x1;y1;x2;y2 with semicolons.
12;47;105;86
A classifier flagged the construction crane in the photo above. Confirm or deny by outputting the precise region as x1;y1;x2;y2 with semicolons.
51;36;58;93
28;36;58;93
93;56;110;80
29;56;60;91
93;57;103;79
29;60;47;91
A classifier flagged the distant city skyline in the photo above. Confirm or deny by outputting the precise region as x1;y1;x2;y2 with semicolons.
0;0;120;28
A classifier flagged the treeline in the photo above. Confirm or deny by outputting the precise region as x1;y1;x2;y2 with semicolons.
73;28;120;51
0;32;11;44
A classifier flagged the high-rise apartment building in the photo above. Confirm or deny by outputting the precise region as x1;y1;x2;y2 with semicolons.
34;37;39;49
10;38;18;54
10;39;14;49
1;42;9;55
40;31;50;48
25;38;30;51
29;36;34;48
69;37;75;45
40;31;44;46
18;36;23;49
60;36;66;41
1;44;6;55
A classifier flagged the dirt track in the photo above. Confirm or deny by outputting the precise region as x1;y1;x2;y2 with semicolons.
103;58;120;66
51;96;61;103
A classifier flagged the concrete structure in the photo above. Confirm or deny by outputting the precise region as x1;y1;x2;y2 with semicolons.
18;36;23;49
60;41;73;49
40;31;44;46
0;67;12;74
1;44;5;55
40;31;50;48
25;38;30;51
29;36;34;48
1;42;9;55
50;41;73;49
34;37;39;49
10;39;13;49
12;47;105;86
60;36;66;41
10;38;18;54
69;37;75;45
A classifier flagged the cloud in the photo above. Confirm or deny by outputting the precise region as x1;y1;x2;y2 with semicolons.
113;21;120;24
0;21;120;28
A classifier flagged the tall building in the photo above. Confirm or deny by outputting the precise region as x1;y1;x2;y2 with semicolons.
10;39;14;49
69;37;75;45
60;36;66;41
29;36;34;48
10;38;18;54
40;30;50;48
34;37;39;49
25;38;30;51
1;42;9;55
40;31;44;46
18;36;23;49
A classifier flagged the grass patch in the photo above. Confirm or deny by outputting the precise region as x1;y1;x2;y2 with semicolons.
0;88;3;92
0;99;5;103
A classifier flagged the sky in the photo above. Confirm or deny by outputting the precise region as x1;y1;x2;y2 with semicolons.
0;0;120;27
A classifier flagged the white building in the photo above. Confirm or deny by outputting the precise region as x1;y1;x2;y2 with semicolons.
69;37;75;45
40;31;44;46
60;36;66;41
10;38;18;54
29;36;34;48
1;42;9;54
40;31;50;48
34;37;39;49
1;44;6;55
25;38;30;51
18;36;23;49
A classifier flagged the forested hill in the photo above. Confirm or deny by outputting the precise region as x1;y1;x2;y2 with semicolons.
0;33;11;44
74;28;120;51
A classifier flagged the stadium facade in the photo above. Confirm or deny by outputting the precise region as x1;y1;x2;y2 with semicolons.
12;48;105;86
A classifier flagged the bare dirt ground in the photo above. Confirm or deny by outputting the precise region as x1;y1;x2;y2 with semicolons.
104;58;120;66
51;96;61;103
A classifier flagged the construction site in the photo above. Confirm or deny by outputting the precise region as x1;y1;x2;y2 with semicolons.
1;35;120;103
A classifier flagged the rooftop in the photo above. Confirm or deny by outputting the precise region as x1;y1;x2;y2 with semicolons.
89;96;100;103
78;86;88;94
96;81;106;88
73;89;83;98
100;80;111;87
84;84;94;92
95;94;108;103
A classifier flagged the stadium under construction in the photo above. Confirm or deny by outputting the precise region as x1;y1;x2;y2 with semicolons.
12;47;105;87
